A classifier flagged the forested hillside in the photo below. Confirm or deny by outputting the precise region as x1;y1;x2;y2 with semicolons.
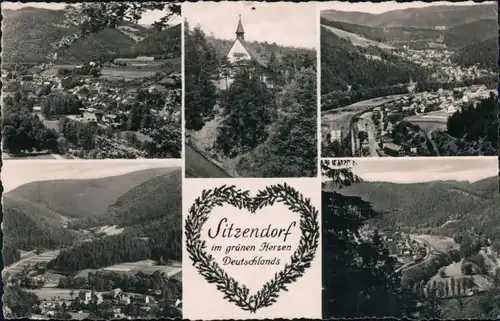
320;17;497;50
2;169;182;273
1;7;180;64
47;229;181;273
443;19;498;48
321;25;428;108
6;168;174;218
67;169;182;229
321;18;442;43
320;3;496;28
2;196;74;265
332;176;500;248
450;37;498;70
438;93;499;156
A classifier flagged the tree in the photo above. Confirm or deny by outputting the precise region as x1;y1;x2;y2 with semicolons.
236;67;317;177
461;277;468;293
2;125;20;154
141;118;181;158
462;262;474;275
215;68;274;158
422;285;442;319
437;282;444;297
41;92;83;118
3;286;40;318
184;23;219;131
323;137;352;157
46;2;180;65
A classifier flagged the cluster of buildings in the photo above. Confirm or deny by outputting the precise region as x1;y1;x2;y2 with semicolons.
358;230;427;266
29;288;161;320
381;232;428;265
381;84;492;119
394;49;494;83
4;260;182;320
3;59;181;122
48;69;181;123
3;59;181;158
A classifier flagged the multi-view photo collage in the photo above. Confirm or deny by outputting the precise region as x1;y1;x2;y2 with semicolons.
1;1;498;320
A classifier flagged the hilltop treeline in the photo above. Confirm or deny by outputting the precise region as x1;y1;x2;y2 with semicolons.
60;24;182;64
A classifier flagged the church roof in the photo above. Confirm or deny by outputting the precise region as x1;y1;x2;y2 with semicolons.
224;39;268;68
239;40;268;68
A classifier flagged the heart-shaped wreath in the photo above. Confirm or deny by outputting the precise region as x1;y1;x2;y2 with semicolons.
185;184;320;313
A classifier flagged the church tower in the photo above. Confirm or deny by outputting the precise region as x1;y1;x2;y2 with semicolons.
236;15;245;40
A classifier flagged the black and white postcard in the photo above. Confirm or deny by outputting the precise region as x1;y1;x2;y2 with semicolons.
320;1;498;157
322;157;500;319
1;2;182;160
2;160;183;320
184;2;318;178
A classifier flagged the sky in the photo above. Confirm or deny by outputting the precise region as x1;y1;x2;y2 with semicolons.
317;0;490;14
1;2;181;25
323;157;498;183
1;160;181;193
183;2;317;49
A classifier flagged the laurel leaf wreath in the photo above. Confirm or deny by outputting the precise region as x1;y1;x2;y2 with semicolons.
185;183;320;313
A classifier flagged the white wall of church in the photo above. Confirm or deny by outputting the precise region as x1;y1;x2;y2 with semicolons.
227;39;252;64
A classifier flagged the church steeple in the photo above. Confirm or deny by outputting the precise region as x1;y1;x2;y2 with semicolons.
236;14;245;40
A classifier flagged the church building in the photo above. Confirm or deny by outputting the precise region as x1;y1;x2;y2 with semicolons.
215;15;270;90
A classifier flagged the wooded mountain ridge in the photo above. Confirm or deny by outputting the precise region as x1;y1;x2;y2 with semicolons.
321;3;496;28
323;176;500;244
2;7;180;64
320;17;497;49
2;168;182;267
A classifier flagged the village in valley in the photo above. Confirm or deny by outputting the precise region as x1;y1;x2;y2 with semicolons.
3;252;182;320
322;158;500;319
328;82;494;157
2;162;183;320
2;3;182;160
320;2;498;157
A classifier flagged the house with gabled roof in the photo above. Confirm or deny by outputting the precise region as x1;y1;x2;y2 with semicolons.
215;15;270;90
